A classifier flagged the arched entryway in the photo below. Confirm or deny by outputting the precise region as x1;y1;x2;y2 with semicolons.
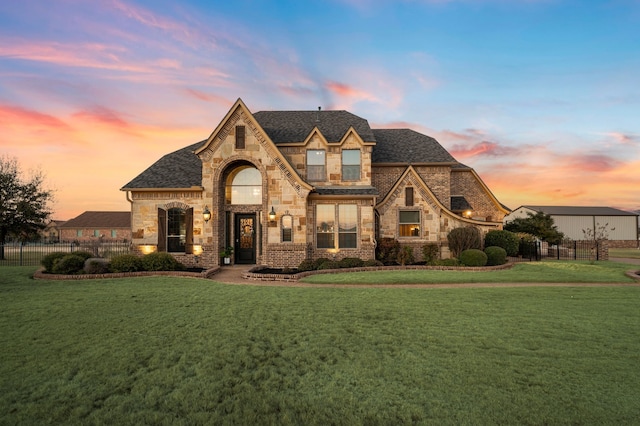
221;162;263;264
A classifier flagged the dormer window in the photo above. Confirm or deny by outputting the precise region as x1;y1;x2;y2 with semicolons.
342;149;360;180
307;150;325;181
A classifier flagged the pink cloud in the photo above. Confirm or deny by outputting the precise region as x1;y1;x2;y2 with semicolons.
0;104;70;130
183;89;232;105
449;141;521;158
325;81;379;105
606;132;637;144
566;154;621;173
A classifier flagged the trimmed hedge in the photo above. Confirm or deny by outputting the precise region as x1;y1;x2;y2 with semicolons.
484;246;507;266
52;254;86;275
141;252;185;271
110;254;143;273
459;249;488;267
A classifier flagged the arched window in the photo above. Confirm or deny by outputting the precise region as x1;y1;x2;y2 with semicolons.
225;166;261;204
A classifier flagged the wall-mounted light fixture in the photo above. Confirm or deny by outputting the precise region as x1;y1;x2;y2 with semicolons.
269;206;276;222
203;206;211;223
464;210;472;218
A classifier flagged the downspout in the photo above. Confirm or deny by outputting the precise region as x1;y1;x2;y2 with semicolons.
126;191;133;246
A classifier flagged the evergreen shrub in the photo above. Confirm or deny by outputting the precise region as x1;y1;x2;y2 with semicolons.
421;243;440;265
484;230;519;256
52;254;86;274
484;246;507;266
110;254;143;273
141;252;184;271
41;252;68;273
459;249;488;267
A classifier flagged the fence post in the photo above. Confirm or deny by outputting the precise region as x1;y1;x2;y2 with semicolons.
19;242;24;266
573;241;577;260
596;241;599;261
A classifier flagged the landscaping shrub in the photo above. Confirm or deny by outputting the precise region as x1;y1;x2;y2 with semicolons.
434;258;460;267
339;257;364;268
397;246;415;266
72;251;95;262
421;243;440;265
51;254;86;275
484;230;520;257
459;249;488;267
313;257;331;270
110;254;143;273
484;246;507;266
141;252;185;271
84;258;111;274
297;259;316;272
376;238;400;265
447;227;482;258
41;252;68;273
362;259;383;267
317;260;340;270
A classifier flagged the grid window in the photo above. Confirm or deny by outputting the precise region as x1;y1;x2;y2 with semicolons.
316;204;358;249
316;204;335;248
399;210;420;237
307;150;325;181
342;149;360;180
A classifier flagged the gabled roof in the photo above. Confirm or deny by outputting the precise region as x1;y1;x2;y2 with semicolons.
520;206;638;216
253;110;376;143
121;142;204;190
371;129;457;164
60;211;131;229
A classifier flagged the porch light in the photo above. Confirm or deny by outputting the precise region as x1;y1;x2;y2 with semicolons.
269;206;276;221
203;206;212;223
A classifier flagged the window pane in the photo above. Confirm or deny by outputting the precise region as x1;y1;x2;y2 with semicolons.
338;205;357;248
307;165;325;181
339;233;357;248
282;215;293;242
227;166;262;204
342;150;360;165
316;204;335;248
168;208;186;252
307;150;325;165
399;211;420;223
342;165;360;180
399;224;421;237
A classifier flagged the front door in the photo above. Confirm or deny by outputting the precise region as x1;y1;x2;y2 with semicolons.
235;214;256;264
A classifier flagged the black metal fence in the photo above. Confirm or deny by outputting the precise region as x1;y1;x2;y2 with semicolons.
0;241;132;267
544;239;606;261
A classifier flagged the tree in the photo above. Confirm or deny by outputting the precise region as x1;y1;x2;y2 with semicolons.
0;156;54;257
504;211;564;245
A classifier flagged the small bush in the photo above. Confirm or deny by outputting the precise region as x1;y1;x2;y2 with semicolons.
84;258;111;274
397;246;415;266
41;252;68;272
339;257;364;268
447;227;482;258
297;259;316;272
363;259;383;267
484;246;507;266
484;230;519;257
376;238;400;265
52;254;86;274
459;249;488;267
110;254;143;273
434;258;460;267
313;257;331;270
141;252;185;271
422;244;440;265
317;260;340;270
72;251;95;262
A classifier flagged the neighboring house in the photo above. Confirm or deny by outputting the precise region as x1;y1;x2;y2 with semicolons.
41;219;65;243
121;98;508;268
504;206;639;248
59;211;131;242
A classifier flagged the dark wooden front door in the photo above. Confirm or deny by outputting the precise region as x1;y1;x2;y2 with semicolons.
235;214;256;264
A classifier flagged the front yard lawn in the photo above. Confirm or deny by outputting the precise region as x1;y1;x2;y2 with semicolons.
1;266;639;424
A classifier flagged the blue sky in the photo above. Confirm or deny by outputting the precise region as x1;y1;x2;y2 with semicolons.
1;0;638;219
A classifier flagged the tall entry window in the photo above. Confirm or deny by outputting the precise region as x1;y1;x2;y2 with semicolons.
167;208;186;252
158;206;193;253
226;166;261;204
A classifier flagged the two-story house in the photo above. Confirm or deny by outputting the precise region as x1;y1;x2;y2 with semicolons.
121;98;508;268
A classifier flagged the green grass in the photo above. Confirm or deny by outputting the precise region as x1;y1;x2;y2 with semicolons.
1;267;640;425
301;260;637;284
610;248;640;259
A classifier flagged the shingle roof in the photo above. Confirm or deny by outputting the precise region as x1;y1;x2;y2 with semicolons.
371;129;457;164
312;186;379;196
121;142;203;190
253;110;376;143
60;211;131;228
523;206;638;216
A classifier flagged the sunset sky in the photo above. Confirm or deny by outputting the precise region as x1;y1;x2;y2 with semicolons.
1;0;638;220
